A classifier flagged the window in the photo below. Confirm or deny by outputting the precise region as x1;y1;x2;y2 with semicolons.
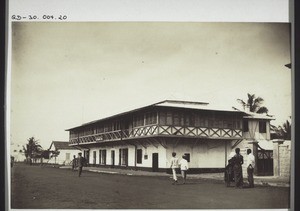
199;118;205;127
133;115;144;127
243;120;249;132
259;121;267;133
113;121;120;130
166;111;173;125
223;120;228;128
159;111;173;125
213;118;219;128
96;124;104;133
208;118;214;127
227;118;233;128
104;123;112;132
194;115;200;127
66;153;70;160
233;119;242;129
137;149;142;164
185;114;191;126
83;127;93;135
159;111;166;125
145;112;157;125
218;120;223;128
185;114;195;126
173;112;180;125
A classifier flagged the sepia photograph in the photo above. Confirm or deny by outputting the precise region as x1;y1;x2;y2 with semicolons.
8;21;292;210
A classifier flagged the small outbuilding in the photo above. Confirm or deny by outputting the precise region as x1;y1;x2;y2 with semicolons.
48;141;81;165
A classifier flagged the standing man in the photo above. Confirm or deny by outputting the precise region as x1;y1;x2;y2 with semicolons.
170;152;179;185
179;155;189;184
78;153;84;177
232;148;244;188
246;149;255;188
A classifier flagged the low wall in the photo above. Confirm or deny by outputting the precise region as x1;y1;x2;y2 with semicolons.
273;140;291;177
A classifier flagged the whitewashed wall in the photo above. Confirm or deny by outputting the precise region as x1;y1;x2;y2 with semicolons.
48;149;81;165
135;145;167;168
166;140;230;168
273;140;291;178
88;144;167;168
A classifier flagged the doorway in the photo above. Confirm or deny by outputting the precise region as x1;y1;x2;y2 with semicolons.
152;153;159;172
257;150;273;176
111;150;115;167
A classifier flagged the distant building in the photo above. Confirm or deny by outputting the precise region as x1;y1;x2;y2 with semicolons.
66;100;273;174
47;141;81;165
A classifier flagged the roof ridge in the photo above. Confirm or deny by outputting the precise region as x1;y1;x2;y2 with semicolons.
157;100;209;105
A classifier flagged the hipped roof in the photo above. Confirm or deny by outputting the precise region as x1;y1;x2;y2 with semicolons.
65;100;271;131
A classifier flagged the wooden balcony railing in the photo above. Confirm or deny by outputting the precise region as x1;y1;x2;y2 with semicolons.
69;124;243;145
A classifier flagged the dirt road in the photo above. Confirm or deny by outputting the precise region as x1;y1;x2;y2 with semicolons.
11;163;290;209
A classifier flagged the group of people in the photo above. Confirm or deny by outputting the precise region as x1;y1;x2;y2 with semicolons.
72;152;85;177
228;148;255;188
169;148;255;188
169;152;189;185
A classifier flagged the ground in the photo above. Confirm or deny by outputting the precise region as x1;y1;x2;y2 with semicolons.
11;163;290;209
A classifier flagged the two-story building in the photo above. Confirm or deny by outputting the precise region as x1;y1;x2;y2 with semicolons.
66;100;273;174
241;112;275;176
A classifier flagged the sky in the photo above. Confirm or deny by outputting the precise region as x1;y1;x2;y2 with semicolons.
9;22;291;150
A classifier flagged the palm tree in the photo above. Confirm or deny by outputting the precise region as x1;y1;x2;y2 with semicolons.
237;93;269;114
279;119;291;140
270;118;292;140
23;137;43;164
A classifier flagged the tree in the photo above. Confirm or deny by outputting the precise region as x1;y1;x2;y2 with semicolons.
23;137;43;161
270;119;292;140
279;119;292;140
237;93;269;114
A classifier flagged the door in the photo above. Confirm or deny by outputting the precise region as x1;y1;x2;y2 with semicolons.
93;151;96;165
152;153;159;172
84;150;90;164
111;150;115;167
257;150;273;176
119;148;128;167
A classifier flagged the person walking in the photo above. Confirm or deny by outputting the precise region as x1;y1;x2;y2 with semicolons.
179;155;189;184
72;155;77;171
232;148;244;188
170;152;179;185
246;148;255;188
77;153;84;177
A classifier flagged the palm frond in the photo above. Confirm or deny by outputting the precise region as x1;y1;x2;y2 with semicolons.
254;97;264;104
237;99;246;106
256;107;269;114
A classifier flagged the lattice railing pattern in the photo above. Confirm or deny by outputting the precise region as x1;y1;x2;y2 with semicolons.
69;125;242;145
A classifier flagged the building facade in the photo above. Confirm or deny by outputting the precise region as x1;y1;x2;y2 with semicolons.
66;100;272;173
47;141;82;165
